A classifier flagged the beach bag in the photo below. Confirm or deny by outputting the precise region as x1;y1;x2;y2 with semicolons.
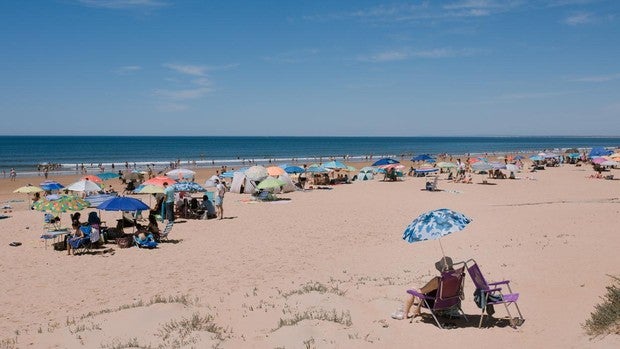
116;235;133;249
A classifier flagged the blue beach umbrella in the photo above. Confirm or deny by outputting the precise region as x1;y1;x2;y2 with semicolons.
411;154;435;162
403;208;472;257
172;181;206;192
40;180;64;191
529;155;544;161
97;172;120;180
306;165;329;173
323;160;348;170
372;158;400;166
284;166;305;174
97;197;149;211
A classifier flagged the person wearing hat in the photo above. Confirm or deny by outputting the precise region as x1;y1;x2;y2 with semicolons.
391;256;454;320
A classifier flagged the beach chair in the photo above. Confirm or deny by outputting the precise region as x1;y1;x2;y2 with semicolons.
465;259;524;328
425;176;439;191
406;265;467;329
158;221;174;241
68;224;101;255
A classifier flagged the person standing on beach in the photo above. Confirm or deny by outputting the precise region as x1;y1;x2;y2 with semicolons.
163;182;175;222
9;168;16;181
215;179;226;219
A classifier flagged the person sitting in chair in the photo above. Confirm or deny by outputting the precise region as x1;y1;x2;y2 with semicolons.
392;257;455;320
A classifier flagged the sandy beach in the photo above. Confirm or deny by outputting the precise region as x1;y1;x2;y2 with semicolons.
0;162;618;348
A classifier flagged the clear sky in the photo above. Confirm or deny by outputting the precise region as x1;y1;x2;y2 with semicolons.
1;0;619;136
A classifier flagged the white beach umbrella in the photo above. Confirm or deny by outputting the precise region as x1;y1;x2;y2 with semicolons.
66;180;101;192
166;168;196;179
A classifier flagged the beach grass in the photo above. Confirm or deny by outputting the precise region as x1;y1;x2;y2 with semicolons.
275;309;352;330
583;275;620;337
156;312;229;348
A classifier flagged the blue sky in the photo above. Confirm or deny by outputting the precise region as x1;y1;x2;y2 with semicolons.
1;0;619;136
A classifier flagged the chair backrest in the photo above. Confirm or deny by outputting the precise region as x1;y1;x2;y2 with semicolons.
467;263;490;292
434;266;465;310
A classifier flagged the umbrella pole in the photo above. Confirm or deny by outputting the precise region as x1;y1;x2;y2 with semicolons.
438;238;446;259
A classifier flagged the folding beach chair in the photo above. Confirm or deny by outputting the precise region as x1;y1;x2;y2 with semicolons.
158;221;174;241
465;259;524;328
407;265;467;329
68;224;101;255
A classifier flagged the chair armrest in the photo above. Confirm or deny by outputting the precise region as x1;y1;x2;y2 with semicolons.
488;280;509;286
486;287;502;293
407;289;432;300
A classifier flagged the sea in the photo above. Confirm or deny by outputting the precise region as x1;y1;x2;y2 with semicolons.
1;136;618;177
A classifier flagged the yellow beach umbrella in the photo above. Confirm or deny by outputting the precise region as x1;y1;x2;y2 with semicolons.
13;185;44;194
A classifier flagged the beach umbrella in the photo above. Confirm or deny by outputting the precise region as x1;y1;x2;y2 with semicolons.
305;165;329;173
33;195;89;213
472;162;494;172
97;196;149;211
468;158;481;164
166;168;196;179
506;164;520;172
97;172;120;180
221;171;236;178
411;154;435;162
134;184;164;194
345;165;357;172
529;155;544;161
372;158;400;166
81;175;103;184
437;162;457;169
143;176;177;187
284;166;305;174
245;166;269;181
380;163;405;170
514;155;525;160
403;208;472;258
40;180;64;191
266;166;286;176
66;180;102;192
323;161;348;170
565;148;579;154
256;176;286;190
172;181;206;192
490;162;507;170
592;157;607;164
360;166;374;173
13;185;44;194
600;160;619;167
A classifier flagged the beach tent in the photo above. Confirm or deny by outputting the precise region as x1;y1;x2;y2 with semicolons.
357;171;373;181
230;172;258;194
589;147;613;158
277;173;296;193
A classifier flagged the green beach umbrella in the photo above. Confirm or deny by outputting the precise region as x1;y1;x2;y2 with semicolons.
437;162;457;169
32;195;89;214
256;176;286;190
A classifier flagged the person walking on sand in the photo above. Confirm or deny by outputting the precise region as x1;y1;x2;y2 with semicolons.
215;179;226;219
163;182;175;222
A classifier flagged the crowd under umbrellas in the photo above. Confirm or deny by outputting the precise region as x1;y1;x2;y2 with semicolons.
13;146;620;256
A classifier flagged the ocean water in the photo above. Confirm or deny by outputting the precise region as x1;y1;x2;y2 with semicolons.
1;136;618;175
